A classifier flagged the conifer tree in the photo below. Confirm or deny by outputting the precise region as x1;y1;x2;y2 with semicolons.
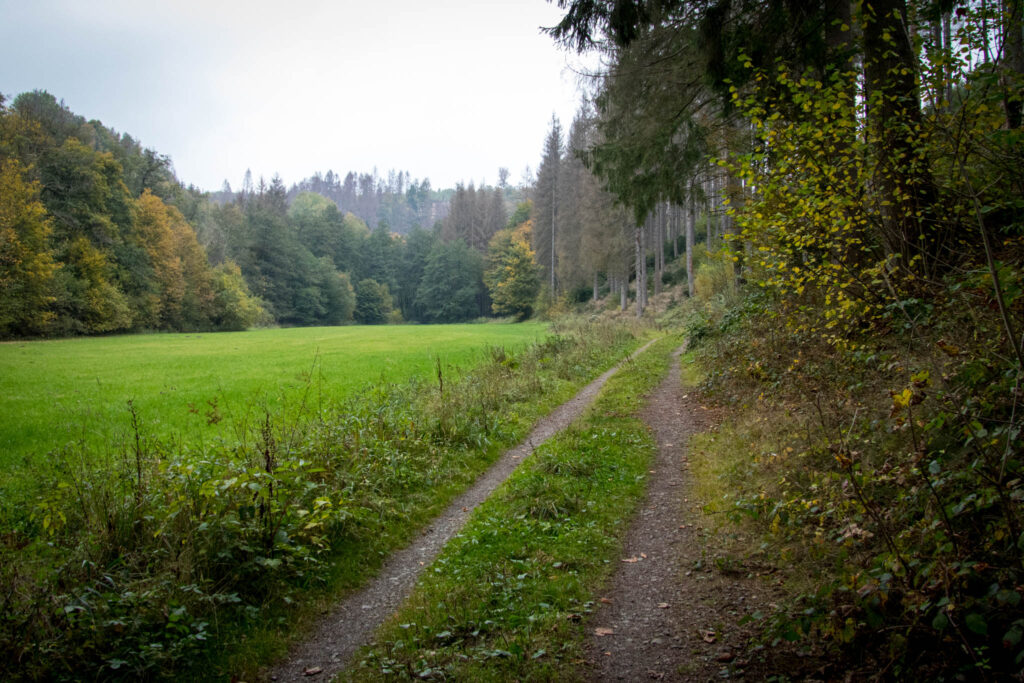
532;116;562;298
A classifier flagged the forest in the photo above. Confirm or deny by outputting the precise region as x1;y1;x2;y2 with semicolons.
0;91;541;338
536;0;1024;677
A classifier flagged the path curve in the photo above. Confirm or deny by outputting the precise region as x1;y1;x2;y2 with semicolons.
264;339;657;681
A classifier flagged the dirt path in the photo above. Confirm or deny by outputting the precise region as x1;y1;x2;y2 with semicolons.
584;347;781;681
264;340;656;682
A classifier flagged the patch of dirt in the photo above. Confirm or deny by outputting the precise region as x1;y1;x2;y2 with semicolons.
262;340;656;682
583;347;830;681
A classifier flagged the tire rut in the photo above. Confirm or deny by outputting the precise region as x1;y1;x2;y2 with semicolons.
584;346;750;681
263;339;656;682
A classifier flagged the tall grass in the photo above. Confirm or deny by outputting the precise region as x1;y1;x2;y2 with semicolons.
0;321;637;681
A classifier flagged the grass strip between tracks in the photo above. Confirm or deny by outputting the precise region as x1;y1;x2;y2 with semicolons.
346;334;681;681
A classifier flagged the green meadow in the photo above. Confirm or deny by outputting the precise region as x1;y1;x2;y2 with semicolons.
0;323;549;476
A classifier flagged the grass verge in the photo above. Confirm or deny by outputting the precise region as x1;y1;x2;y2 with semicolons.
345;334;681;681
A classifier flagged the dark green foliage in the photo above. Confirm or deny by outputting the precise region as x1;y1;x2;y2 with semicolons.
506;201;531;229
415;240;485;323
354;278;392;324
394;226;438;321
1;89;542;334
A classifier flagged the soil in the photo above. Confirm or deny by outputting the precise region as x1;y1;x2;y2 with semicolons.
582;347;826;681
262;340;657;682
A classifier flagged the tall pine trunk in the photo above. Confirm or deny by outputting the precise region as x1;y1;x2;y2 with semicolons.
686;189;696;298
635;225;643;318
1004;0;1024;128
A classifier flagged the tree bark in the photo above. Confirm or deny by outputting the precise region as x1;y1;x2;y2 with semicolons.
635;225;643;318
686;189;696;298
1004;0;1024;128
621;261;629;311
705;172;713;251
672;203;679;259
862;0;943;276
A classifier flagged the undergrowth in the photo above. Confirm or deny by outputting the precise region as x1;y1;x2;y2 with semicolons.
0;320;639;681
688;282;1024;680
347;335;678;680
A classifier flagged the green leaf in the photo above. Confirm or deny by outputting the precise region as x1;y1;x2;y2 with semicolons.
932;612;949;631
965;613;988;635
997;590;1021;607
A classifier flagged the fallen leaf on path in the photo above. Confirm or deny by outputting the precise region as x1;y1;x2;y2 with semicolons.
621;556;639;563
640;552;647;559
304;666;323;676
716;651;736;663
599;597;613;604
595;627;615;637
700;629;717;643
657;602;670;609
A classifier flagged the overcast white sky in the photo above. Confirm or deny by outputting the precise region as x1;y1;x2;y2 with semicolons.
0;0;598;192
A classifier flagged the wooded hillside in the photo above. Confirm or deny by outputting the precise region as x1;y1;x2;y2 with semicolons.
543;0;1024;676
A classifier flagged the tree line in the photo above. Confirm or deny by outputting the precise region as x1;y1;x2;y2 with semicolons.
0;91;265;338
0;91;542;338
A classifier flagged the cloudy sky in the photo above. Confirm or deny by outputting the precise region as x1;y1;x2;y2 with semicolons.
0;0;598;192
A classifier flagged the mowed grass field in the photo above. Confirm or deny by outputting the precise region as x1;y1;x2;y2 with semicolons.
0;323;549;478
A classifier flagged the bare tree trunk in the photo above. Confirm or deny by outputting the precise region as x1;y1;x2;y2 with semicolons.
621;260;629;311
550;173;557;298
593;271;599;302
635;225;643;318
705;172;713;251
944;9;954;106
687;189;696;298
1004;0;1024;128
653;209;662;298
641;222;648;309
863;0;942;277
671;203;679;259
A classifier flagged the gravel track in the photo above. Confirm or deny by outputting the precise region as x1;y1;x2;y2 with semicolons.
584;346;763;681
263;339;656;681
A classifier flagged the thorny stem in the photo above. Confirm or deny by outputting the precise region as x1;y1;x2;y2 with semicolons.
963;168;1024;371
813;393;911;576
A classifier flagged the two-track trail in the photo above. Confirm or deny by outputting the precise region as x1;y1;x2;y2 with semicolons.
583;347;778;681
264;339;657;682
